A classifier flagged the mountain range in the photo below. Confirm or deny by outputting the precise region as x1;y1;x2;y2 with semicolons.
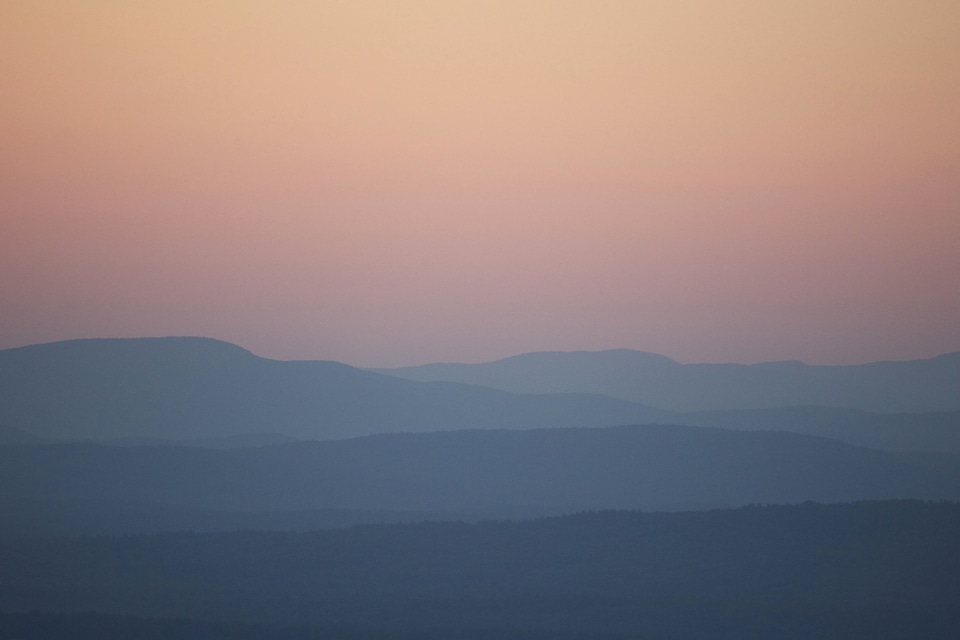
4;336;960;637
4;424;960;536
1;337;958;454
0;337;668;442
376;348;960;412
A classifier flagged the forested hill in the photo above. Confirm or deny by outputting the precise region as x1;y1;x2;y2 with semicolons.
2;501;958;638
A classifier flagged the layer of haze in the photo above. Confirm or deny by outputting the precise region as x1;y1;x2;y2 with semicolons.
2;1;958;366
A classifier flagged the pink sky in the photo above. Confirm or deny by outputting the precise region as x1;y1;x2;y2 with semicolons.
2;1;959;366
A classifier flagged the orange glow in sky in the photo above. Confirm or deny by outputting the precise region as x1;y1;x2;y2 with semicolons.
2;1;958;365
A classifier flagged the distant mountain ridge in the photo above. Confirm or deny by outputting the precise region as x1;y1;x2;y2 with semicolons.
375;348;960;412
3;337;960;453
0;337;671;441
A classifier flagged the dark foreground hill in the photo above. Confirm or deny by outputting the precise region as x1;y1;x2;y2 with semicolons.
3;424;960;535
0;338;671;441
377;348;960;412
2;501;958;639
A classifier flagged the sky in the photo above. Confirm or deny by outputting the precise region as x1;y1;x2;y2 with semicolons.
2;1;959;367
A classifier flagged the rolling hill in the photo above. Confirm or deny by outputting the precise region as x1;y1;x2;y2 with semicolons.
3;424;959;536
2;501;959;638
0;338;671;442
4;337;959;455
376;348;960;412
